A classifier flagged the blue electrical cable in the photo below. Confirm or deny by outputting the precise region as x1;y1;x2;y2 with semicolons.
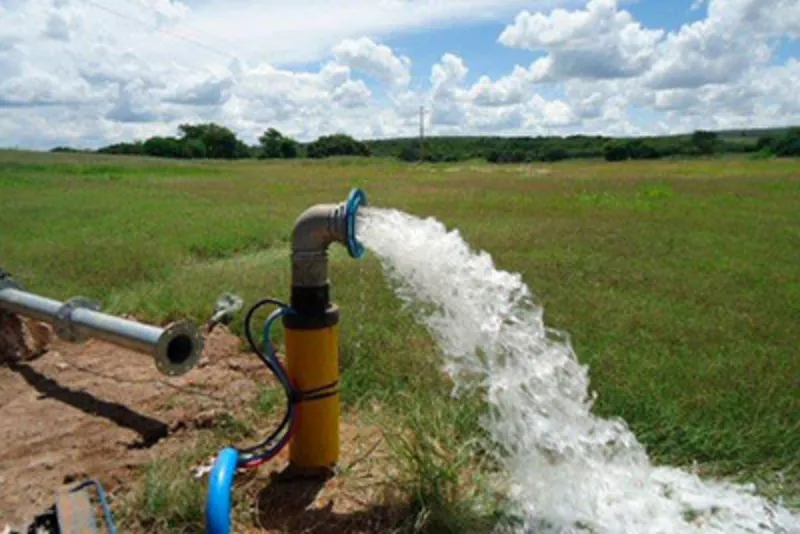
239;306;296;467
262;307;295;385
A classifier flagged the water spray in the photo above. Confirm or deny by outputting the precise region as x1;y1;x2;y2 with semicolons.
205;188;368;534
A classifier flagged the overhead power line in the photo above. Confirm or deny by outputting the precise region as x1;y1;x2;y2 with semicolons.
117;0;245;53
82;0;238;61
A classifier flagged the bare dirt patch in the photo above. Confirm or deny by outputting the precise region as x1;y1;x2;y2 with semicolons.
0;321;271;528
1;316;402;533
221;418;402;534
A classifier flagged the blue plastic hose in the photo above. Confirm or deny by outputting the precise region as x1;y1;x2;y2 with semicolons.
344;188;368;259
205;447;240;534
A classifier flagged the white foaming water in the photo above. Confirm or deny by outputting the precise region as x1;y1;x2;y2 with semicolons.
356;207;799;534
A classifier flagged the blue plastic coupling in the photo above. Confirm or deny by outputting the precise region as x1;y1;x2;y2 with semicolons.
344;188;368;259
205;447;240;534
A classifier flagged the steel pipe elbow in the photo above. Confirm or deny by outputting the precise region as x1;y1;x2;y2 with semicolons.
290;189;368;288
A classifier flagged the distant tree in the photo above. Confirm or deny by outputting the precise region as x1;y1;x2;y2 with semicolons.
178;123;239;159
280;139;298;159
97;141;144;155
307;134;370;158
181;138;207;158
625;140;660;160
398;141;421;162
259;128;284;159
235;140;252;159
258;128;298;159
510;150;526;163
775;128;800;157
756;135;777;153
524;151;539;163
692;130;718;155
542;148;569;162
604;142;630;162
143;136;182;158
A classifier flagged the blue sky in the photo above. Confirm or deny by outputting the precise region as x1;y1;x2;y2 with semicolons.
0;0;798;149
383;0;709;85
386;23;539;87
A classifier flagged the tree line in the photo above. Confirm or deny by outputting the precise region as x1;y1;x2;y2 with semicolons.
71;123;799;163
366;128;800;163
94;123;372;160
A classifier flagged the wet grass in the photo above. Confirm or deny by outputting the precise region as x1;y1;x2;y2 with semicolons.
2;149;799;530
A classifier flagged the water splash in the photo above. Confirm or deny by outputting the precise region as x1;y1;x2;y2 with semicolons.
356;206;799;534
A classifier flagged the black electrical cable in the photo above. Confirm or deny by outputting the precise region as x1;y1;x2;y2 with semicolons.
238;298;294;459
243;297;289;371
236;297;341;466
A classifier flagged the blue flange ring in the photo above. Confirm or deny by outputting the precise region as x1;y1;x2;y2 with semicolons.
344;188;368;259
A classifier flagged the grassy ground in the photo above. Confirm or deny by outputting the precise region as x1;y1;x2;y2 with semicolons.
1;150;798;531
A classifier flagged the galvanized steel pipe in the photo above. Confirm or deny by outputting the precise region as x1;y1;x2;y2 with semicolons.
0;282;203;377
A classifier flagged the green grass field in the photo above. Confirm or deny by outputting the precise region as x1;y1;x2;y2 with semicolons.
1;150;798;531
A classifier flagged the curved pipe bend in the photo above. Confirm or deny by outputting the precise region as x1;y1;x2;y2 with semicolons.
290;189;367;288
291;203;348;256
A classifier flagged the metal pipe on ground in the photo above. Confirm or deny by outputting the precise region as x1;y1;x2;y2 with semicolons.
0;275;203;377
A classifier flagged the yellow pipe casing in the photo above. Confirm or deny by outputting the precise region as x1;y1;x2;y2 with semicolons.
285;323;340;471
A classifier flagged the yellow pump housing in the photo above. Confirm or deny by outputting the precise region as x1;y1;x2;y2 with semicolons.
282;188;367;475
285;322;341;469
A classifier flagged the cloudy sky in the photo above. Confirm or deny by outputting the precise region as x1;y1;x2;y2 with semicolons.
1;0;798;149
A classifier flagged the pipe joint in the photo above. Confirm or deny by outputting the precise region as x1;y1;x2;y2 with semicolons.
290;189;368;289
54;296;101;343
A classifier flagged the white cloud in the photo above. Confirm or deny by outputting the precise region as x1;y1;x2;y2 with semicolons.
0;0;799;149
184;0;564;67
163;75;233;106
43;13;71;41
651;59;800;129
527;96;579;128
390;89;425;119
431;53;469;92
429;53;470;127
469;66;530;107
499;0;664;81
106;81;163;123
645;0;800;90
333;37;411;87
0;61;99;107
332;79;372;108
469;105;525;132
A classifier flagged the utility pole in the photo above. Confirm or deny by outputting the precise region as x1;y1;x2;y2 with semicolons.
419;105;425;163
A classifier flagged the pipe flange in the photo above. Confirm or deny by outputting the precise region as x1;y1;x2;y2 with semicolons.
54;297;101;343
154;320;204;377
344;188;368;259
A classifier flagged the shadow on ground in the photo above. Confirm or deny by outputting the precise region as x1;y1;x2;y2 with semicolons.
255;466;405;533
7;361;169;448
